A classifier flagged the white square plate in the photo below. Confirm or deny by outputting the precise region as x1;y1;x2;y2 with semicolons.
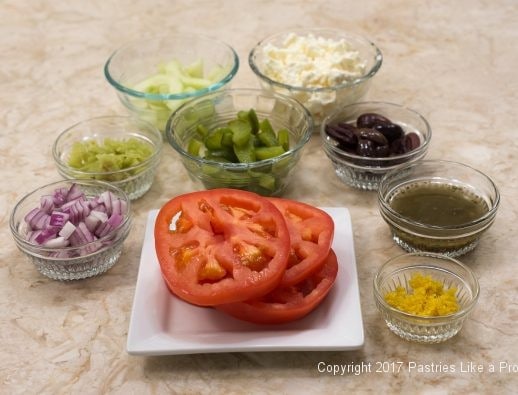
127;207;363;355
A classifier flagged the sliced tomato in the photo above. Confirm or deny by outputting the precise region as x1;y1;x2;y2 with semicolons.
216;249;338;324
154;189;290;306
268;197;334;287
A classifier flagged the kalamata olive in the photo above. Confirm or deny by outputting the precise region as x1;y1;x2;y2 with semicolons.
404;132;421;151
356;139;376;157
390;138;406;155
325;124;358;148
358;128;389;146
337;122;360;135
374;144;390;157
337;143;356;154
357;113;392;128
373;122;404;142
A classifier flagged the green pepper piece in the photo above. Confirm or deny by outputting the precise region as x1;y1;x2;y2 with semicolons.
206;147;237;162
234;137;256;163
248;109;260;134
258;173;276;191
255;146;285;160
204;128;225;150
257;129;278;147
277;129;290;151
187;138;203;156
229;120;252;147
196;124;209;138
221;129;234;147
237;110;250;122
259;118;275;134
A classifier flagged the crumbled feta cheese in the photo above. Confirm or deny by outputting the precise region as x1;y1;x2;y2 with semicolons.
261;33;366;89
258;32;369;124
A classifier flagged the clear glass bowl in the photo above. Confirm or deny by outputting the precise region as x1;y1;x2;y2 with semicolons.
249;28;382;126
321;101;431;190
104;34;239;132
53;116;162;200
10;180;132;280
378;160;500;257
373;252;479;343
165;88;313;196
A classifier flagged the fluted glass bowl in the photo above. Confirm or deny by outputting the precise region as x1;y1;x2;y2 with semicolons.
53;116;162;200
10;180;132;280
321;101;431;190
105;34;239;133
374;252;479;343
249;28;382;126
166;88;313;196
378;160;500;257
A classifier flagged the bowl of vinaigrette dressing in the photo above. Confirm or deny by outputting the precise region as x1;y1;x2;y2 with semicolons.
378;160;500;257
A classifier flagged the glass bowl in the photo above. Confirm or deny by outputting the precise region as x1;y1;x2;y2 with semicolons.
321;101;431;190
373;252;480;343
10;180;132;280
53;115;162;200
249;28;382;126
165;88;313;196
378;160;500;257
104;34;239;133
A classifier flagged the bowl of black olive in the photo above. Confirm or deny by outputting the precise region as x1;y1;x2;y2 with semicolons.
320;101;432;190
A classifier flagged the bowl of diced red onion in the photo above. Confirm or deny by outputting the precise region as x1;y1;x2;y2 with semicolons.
9;179;132;280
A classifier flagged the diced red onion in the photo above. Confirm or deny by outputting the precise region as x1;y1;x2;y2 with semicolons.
67;183;84;201
49;211;69;227
99;191;113;215
22;183;127;257
43;236;70;248
31;211;50;230
40;195;55;214
75;222;95;244
59;221;76;240
53;188;68;207
34;227;58;244
28;230;42;244
108;213;123;228
85;214;101;233
91;210;108;222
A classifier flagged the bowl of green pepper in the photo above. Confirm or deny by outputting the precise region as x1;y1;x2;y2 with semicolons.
165;89;313;196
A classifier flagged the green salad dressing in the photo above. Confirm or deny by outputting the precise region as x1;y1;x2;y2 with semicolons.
389;182;489;226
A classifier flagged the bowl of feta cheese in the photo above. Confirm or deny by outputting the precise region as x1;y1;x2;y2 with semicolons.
249;28;382;127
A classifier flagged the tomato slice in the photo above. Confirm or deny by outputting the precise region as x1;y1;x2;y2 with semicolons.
215;249;339;324
154;189;290;306
268;197;334;287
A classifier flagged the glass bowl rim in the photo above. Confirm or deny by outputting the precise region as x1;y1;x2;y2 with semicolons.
52;115;163;177
10;179;132;255
378;159;501;231
104;33;240;101
249;28;383;92
373;252;480;322
320;101;432;163
165;88;314;169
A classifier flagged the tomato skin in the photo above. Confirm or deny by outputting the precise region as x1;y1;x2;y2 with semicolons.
154;189;291;306
215;249;339;324
268;198;334;287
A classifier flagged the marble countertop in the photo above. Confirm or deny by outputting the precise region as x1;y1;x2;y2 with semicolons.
1;0;517;393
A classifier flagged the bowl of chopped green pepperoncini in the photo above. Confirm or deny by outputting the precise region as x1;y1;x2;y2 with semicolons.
53;115;163;200
165;89;313;196
373;252;479;343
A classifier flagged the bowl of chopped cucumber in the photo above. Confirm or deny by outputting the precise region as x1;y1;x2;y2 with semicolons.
165;89;313;196
104;34;239;133
52;115;163;200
